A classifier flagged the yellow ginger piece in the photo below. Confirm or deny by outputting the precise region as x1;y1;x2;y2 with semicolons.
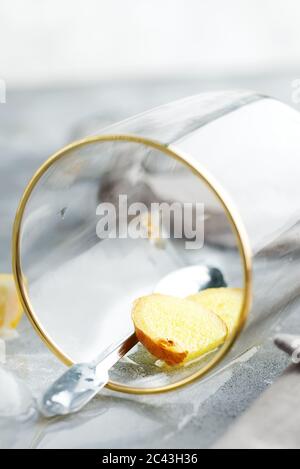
0;274;23;329
187;288;243;335
132;294;227;366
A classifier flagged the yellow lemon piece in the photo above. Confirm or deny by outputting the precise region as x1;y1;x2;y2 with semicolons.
132;294;227;366
187;288;243;335
0;274;23;329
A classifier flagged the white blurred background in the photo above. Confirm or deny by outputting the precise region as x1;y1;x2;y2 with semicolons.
1;0;300;87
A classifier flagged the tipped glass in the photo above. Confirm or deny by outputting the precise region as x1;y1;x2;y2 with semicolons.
13;90;300;393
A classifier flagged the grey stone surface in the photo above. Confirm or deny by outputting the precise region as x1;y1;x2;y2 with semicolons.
1;75;300;448
214;363;300;449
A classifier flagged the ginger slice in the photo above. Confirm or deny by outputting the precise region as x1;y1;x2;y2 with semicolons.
187;288;243;335
0;274;23;329
132;294;227;366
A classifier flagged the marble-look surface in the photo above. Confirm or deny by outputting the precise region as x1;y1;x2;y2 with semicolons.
0;77;299;448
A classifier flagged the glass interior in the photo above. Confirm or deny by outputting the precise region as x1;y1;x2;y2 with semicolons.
19;139;245;390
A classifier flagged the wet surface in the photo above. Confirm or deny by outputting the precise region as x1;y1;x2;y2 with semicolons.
1;76;300;448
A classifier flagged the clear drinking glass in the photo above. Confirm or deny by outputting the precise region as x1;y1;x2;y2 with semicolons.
12;90;300;394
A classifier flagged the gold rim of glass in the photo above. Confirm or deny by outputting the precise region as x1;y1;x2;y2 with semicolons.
12;134;253;395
